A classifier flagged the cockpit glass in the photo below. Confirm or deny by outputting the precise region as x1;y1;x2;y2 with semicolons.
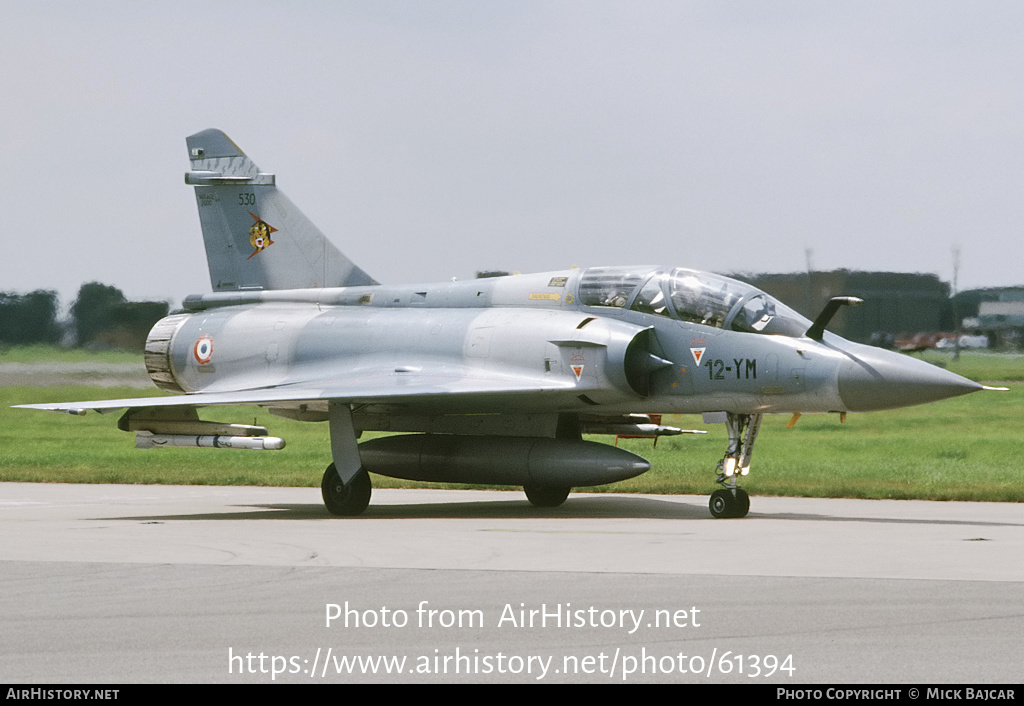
578;267;655;308
630;274;671;318
733;294;775;333
579;266;811;337
740;297;809;337
667;268;810;336
668;269;745;329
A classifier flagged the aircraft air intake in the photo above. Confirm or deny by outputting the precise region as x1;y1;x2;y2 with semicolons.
623;328;674;396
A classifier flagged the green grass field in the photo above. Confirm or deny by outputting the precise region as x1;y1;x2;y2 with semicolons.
0;344;141;365
915;349;1024;382
1;348;1021;501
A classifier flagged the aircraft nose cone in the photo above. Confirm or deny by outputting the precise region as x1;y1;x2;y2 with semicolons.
838;346;983;412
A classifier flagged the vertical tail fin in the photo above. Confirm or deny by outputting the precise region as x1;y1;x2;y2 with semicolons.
184;129;376;291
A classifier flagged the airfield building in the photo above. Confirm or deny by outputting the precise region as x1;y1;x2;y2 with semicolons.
732;270;951;344
964;290;1024;349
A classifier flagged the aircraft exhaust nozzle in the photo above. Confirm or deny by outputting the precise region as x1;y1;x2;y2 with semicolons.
837;345;983;412
358;435;651;486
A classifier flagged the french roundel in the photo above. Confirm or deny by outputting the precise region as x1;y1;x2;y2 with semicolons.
193;336;214;364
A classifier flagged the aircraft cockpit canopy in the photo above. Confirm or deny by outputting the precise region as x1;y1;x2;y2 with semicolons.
578;266;810;337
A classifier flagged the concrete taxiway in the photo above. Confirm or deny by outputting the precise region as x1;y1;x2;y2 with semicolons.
1;482;1021;683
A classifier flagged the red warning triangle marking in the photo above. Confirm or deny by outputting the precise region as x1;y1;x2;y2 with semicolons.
690;347;706;366
571;365;584;381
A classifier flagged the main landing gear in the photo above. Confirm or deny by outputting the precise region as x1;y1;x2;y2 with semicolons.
323;403;372;516
709;413;761;519
321;463;372;516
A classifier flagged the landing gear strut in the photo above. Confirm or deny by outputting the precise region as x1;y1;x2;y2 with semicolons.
709;413;761;518
323;402;372;516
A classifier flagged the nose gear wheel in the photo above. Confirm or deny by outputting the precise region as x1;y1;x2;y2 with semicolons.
709;487;750;518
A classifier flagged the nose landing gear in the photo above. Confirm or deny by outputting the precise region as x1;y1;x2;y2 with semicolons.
709;412;761;518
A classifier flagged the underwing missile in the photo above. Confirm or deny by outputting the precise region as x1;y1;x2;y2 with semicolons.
135;432;285;450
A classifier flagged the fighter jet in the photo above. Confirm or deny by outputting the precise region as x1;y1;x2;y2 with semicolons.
17;129;996;518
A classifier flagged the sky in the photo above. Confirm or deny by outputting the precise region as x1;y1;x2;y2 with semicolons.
4;0;1023;310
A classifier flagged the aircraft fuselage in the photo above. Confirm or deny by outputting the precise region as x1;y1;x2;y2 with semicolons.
21;128;991;518
151;266;945;434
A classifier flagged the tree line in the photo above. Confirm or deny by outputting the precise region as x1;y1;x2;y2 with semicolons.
0;283;169;351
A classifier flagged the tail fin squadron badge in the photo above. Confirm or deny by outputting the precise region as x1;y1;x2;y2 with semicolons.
247;212;277;259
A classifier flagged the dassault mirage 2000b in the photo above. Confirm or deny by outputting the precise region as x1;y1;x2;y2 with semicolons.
18;129;996;518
